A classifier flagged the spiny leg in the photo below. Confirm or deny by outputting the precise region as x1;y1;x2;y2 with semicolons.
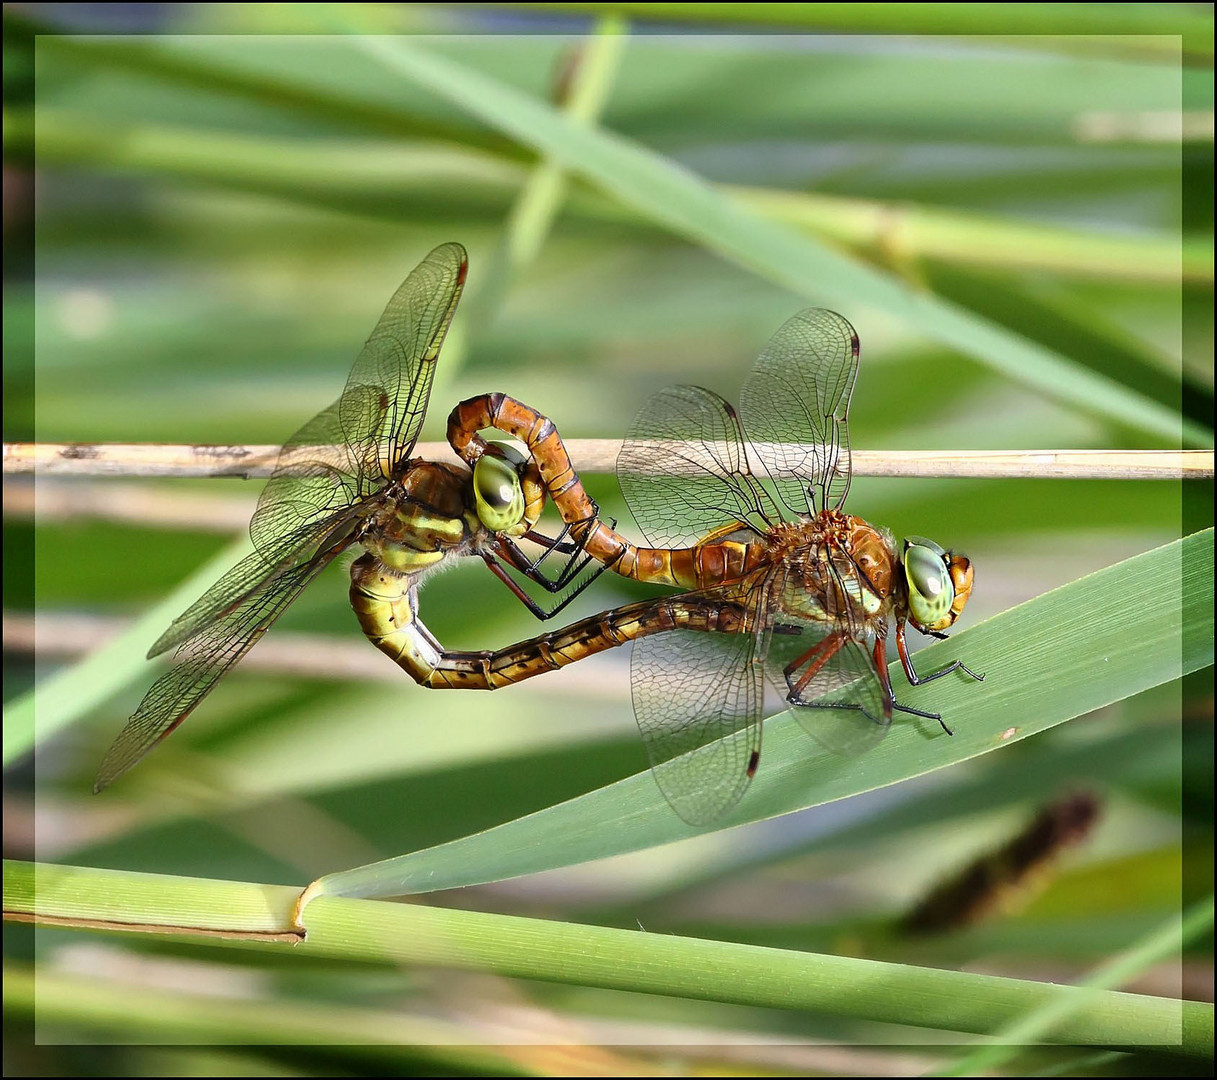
896;621;984;688
480;549;606;620
523;523;581;556
785;630;848;700
509;513;618;591
877;634;953;734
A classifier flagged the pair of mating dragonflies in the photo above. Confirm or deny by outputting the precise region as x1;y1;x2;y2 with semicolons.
96;242;980;825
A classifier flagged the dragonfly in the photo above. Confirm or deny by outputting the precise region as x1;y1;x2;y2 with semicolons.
95;242;605;791
435;308;982;825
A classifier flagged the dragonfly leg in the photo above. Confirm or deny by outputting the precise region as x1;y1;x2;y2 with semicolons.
513;517;616;587
522;514;618;563
896;620;984;687
881;633;953;734
784;630;848;701
523;521;582;557
492;528;613;593
480;553;553;619
480;548;606;620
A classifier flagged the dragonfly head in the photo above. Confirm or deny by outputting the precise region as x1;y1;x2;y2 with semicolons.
902;537;973;633
472;440;541;536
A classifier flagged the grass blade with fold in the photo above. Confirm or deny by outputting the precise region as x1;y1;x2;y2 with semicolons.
5;860;1210;1055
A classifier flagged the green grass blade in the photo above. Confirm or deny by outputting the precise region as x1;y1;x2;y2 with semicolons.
305;528;1212;903
4;535;252;767
360;37;1196;444
3;964;536;1066
6;859;1209;1053
503;4;1212;64
939;896;1215;1074
31;33;1195;440
14;108;1198;288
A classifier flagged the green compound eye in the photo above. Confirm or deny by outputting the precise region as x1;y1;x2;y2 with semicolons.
473;446;526;532
904;540;954;628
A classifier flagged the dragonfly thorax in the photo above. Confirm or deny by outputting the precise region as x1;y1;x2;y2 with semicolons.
360;461;478;575
770;511;899;628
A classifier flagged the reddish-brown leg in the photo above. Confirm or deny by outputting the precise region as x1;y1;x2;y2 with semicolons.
872;635;897;722
788;630;848;699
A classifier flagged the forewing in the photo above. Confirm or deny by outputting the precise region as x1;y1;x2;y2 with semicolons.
245;244;465;597
340;241;467;479
94;541;347;791
631;620;764;826
617;384;782;549
739;309;860;516
149;511;362;659
248;391;380;566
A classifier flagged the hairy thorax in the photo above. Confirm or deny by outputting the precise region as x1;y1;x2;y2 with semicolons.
766;510;899;631
359;461;479;575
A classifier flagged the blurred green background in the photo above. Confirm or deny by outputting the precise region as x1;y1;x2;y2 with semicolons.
4;3;1212;1074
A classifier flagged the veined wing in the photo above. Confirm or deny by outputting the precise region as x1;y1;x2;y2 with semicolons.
632;626;764;827
98;245;466;791
630;577;773;826
94;530;353;792
150;508;364;659
246;388;384;574
617;384;783;550
188;386;380;659
739;309;859;517
340;241;467;480
249;242;467;568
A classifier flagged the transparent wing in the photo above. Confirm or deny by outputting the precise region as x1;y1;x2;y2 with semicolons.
100;245;467;791
248;390;381;565
617;384;783;549
94;537;350;792
631;597;767;826
739;309;860;517
149;509;363;659
762;609;890;760
248;242;467;568
340;241;467;480
169;393;381;664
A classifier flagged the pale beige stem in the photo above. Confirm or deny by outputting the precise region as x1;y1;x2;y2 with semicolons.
5;443;1211;480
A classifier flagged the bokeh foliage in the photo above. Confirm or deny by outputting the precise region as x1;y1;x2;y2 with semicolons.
4;3;1212;1075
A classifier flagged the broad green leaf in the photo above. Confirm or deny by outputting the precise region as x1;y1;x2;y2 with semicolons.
303;528;1212;903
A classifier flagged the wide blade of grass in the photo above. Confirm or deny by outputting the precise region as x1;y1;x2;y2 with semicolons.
303;528;1211;903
